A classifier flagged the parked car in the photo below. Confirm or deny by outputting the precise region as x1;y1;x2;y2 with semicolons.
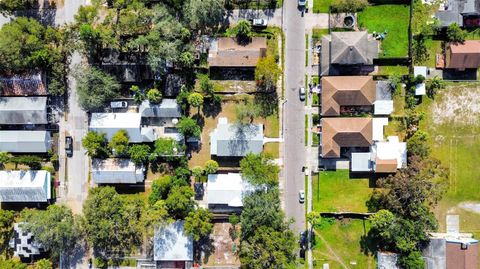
65;136;73;157
298;0;307;6
298;190;305;203
252;18;268;27
299;87;306;101
110;101;128;109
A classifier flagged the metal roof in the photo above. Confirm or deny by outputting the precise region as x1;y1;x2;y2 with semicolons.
351;152;372;172
91;158;145;184
138;99;182;118
0;131;51;153
0;97;47;125
90;113;156;143
207;173;253;207
210;118;264;157
0;170;51;202
154;221;193;261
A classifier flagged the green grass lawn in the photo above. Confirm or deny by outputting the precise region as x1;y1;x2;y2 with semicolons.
378;65;409;76
312;132;319;146
418;39;442;68
312;219;374;268
466;28;480;40
312;170;372;213
358;5;410;58
312;93;319;106
264;142;279;158
417;84;480;238
313;0;331;13
304;114;308;146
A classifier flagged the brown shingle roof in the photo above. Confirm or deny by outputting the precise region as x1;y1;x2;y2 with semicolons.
375;158;398;173
446;40;480;69
321;76;376;116
321;118;373;158
0;73;47;96
208;37;267;67
446;241;478;269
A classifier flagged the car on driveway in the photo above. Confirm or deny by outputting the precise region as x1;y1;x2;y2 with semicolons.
299;87;306;101
65;136;73;157
252;18;268;28
299;190;305;203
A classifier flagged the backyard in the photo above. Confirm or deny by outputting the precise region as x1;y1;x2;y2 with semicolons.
358;5;410;58
417;83;480;238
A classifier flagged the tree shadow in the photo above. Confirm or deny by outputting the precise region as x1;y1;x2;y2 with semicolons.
202;99;222;118
14;1;57;27
254;91;278;117
195;236;215;265
192;113;205;130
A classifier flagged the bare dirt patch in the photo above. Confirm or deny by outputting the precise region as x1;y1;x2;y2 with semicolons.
204;222;240;266
431;85;480;126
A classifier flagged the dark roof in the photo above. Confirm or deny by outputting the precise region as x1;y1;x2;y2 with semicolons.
101;50;153;82
208;37;267;67
321;118;373;158
0;73;47;96
446;40;480;69
435;0;480;26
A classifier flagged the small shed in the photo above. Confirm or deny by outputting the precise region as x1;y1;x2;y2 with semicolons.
414;66;427;96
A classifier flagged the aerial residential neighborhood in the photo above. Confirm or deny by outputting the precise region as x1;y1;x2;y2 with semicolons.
0;0;478;268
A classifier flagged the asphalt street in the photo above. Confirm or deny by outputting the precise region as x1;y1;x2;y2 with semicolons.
283;0;307;233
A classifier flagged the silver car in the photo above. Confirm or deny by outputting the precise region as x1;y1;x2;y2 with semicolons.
299;87;306;101
299;190;305;203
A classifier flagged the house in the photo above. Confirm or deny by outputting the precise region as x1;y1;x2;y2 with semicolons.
206;173;253;213
154;221;193;269
445;40;480;70
9;223;45;259
321;76;393;116
414;66;427;95
210;117;264;157
139;99;182;120
424;233;479;269
435;0;480;27
100;49;153;83
0;170;51;203
91;158;145;184
377;251;400;269
89;113;156;143
351;136;407;173
208;37;267;68
0;131;52;153
0;97;48;125
320;31;379;76
0;73;47;96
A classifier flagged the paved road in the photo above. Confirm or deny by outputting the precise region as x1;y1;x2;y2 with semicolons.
283;2;307;233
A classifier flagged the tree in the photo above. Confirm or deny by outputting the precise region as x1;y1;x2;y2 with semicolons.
33;259;53;269
128;144;151;165
153;138;182;156
83;187;142;257
82;131;109;158
149;176;173;205
240;153;279;187
184;208;213;241
446;23;465;43
164;186;195;219
191;166;204;181
0;258;27;269
412;32;429;64
147;88;162;104
255;56;281;92
331;0;368;12
74;66;120;111
0;0;35;15
0;152;11;169
306;211;322;227
184;0;225;31
140;200;169;238
179;51;194;68
426;76;444;98
398;251;425;269
177;117;201;138
235;99;259;124
109;130;129;157
10;155;42;170
21;205;84;260
131;85;145;105
234;20;252;43
407;130;430;158
204;160;219;174
0;209;14;255
187;92;204;114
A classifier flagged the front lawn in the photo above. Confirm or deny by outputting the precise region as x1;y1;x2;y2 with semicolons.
313;0;331;13
358;5;410;58
313;170;372;213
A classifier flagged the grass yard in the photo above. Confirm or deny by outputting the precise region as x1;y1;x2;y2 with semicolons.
312;170;372;213
358;5;410;58
312;132;319;146
417;83;480;238
264;142;279;158
313;0;331;13
418;39;442;68
377;65;409;76
305;115;308;146
466;28;480;40
312;219;374;269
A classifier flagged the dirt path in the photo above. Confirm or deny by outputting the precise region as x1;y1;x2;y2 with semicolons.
313;229;350;269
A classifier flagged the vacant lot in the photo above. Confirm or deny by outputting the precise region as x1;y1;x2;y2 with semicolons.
358;5;409;58
418;83;480;238
204;222;240;266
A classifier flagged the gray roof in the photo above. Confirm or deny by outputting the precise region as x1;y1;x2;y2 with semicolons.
435;0;480;26
210;119;264;157
0;97;48;125
0;170;51;202
0;131;51;153
376;81;393;101
154;221;193;261
139;99;182;118
91;158;145;184
207;173;253;207
351;152;372;172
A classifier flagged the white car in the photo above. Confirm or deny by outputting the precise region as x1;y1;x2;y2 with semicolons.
252;18;268;27
110;101;128;109
298;0;307;6
299;87;306;101
299;190;305;203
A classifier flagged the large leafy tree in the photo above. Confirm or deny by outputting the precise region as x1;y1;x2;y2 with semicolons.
148;175;174;205
153;138;182;157
446;23;465;43
240;153;279;187
21;205;84;260
184;0;225;31
177;117;201;139
0;0;36;15
184;208;213;241
74;66;120;111
108;130;129;157
128;144;151;165
234;20;252;43
407;130;430;158
188;92;204;114
82;131;109;158
0;209;14;256
204;160;219;174
255;56;281;92
164;186;196;219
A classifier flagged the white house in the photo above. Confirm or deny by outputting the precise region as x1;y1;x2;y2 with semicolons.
351;136;407;173
91;158;145;184
154;221;193;267
207;173;253;212
0;130;52;153
89;113;156;143
0;170;51;202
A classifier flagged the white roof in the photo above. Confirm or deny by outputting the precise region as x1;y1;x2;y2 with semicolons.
207;173;253;207
372;136;407;169
90;113;156;142
0;170;51;202
154;221;193;261
0;97;48;125
0;131;51;153
415;83;426;95
351;152;372;172
414;66;427;96
372;118;388;141
10;223;44;258
374;100;394;115
91;158;145;184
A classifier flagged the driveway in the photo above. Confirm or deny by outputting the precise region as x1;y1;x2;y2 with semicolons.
226;8;282;26
283;2;307;233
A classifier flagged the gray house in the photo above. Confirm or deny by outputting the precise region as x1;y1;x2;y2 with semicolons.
0;170;51;203
321;31;379;76
0;97;48;125
210;118;264;157
435;0;480;27
91;158;145;184
154;221;193;268
0;131;52;153
139;99;182;119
